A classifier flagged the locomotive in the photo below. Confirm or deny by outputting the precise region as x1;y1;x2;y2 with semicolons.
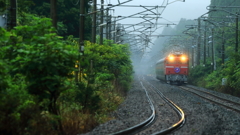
155;52;189;84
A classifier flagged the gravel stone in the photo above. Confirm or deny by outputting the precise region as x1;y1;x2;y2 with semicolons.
81;75;152;135
81;75;240;135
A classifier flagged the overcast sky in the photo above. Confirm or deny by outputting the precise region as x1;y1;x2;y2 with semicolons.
96;0;210;32
95;0;211;55
97;0;210;22
161;0;211;22
96;0;211;40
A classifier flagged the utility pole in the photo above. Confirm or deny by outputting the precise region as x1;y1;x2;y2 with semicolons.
197;18;201;65
109;14;112;40
50;0;57;30
91;0;96;43
211;28;214;72
8;0;16;30
207;32;210;58
203;24;206;66
106;8;109;39
116;24;120;43
192;46;194;68
222;31;225;65
79;0;85;54
113;17;116;43
236;12;238;53
100;0;104;44
77;0;85;82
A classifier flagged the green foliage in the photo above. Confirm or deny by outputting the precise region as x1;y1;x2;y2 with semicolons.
0;44;38;134
189;65;211;79
9;17;77;116
188;0;240;96
190;53;240;97
0;7;133;133
84;40;133;91
189;61;212;84
0;74;35;134
17;0;34;14
0;16;81;134
230;64;240;87
56;38;132;133
0;60;9;92
0;0;6;13
204;70;223;90
59;80;101;114
220;53;240;95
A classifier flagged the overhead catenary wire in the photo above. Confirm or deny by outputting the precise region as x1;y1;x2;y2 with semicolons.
96;0;185;58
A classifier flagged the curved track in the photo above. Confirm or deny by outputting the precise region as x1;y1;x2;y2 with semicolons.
143;77;185;135
179;86;240;113
109;79;156;135
110;76;185;135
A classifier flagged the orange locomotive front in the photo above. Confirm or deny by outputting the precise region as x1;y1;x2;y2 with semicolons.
156;52;189;84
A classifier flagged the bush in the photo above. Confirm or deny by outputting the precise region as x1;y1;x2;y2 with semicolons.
189;63;211;85
0;13;133;134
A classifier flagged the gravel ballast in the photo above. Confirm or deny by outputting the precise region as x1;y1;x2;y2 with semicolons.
82;75;240;135
81;76;152;135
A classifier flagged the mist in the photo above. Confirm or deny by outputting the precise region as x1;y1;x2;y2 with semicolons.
95;0;211;74
130;0;211;75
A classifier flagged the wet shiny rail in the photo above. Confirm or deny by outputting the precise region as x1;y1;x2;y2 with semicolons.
109;78;156;135
110;76;185;135
145;79;185;135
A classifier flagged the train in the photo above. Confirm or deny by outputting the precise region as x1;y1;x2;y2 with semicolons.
155;52;189;85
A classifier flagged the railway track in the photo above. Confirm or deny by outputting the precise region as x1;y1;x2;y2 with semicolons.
143;78;185;135
179;86;240;113
110;76;185;135
109;80;156;135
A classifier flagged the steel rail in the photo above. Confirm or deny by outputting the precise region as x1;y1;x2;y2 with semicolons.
179;86;240;113
109;80;156;135
145;80;185;135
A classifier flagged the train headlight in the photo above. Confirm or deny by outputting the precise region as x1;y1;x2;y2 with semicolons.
181;56;186;61
169;55;174;61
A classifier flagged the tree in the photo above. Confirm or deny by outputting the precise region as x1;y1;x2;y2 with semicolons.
3;17;77;134
29;0;92;39
50;0;57;29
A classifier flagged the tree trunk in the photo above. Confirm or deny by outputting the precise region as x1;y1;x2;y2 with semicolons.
49;90;65;135
50;0;57;30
